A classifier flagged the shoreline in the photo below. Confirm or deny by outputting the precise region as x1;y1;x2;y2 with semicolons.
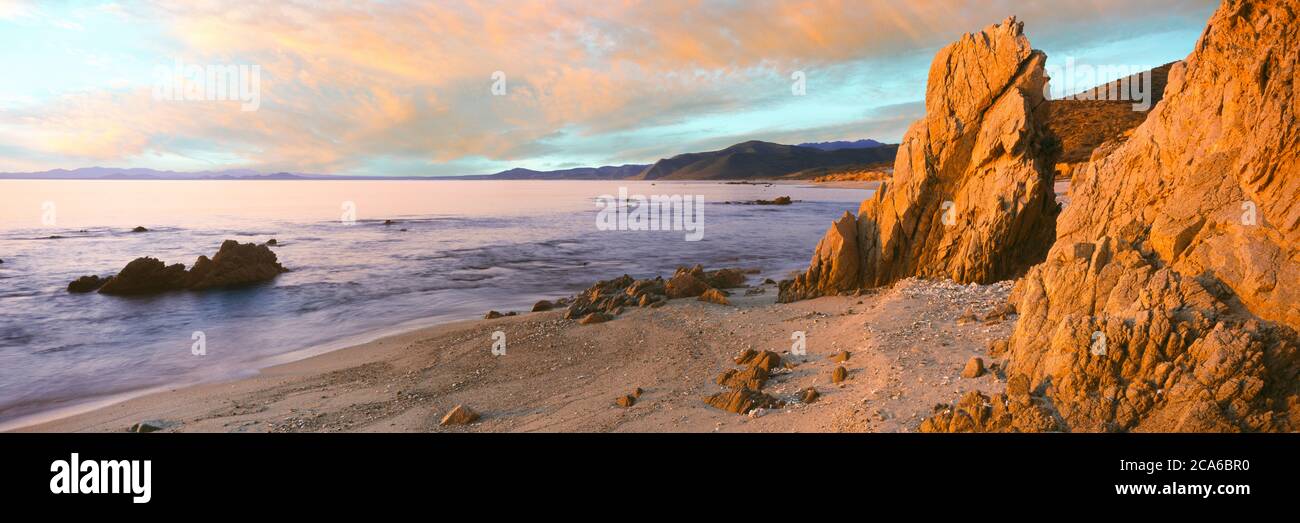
13;277;1017;433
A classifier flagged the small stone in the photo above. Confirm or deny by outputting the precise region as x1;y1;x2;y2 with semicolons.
830;350;851;362
615;395;636;408
632;387;643;398
440;405;480;425
579;312;612;325
800;388;820;404
961;357;985;378
832;366;848;384
698;288;731;305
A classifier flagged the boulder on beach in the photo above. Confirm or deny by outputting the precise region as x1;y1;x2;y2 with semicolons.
697;288;731;305
736;350;781;373
665;270;710;299
716;367;769;392
579;312;611;325
440;404;480;426
131;226;149;233
484;310;504;319
531;300;554;312
961;357;985;378
831;366;848;384
780;16;1059;302
703;388;779;415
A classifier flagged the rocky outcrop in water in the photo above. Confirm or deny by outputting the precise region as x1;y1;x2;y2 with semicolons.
780;16;1059;302
925;0;1300;432
86;240;287;296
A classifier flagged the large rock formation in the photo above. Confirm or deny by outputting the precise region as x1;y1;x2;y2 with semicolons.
780;17;1059;302
89;240;287;295
931;0;1300;432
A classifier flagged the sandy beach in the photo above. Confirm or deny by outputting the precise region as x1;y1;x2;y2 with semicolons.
17;277;1015;433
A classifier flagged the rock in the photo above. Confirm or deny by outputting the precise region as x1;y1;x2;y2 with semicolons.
615;395;636;408
67;275;108;293
982;302;1015;323
129;419;175;433
579;312;611;325
755;196;792;205
92;240;286;296
961;357;985;378
665;271;710;299
97;257;189;295
968;0;1300;432
780;16;1058;302
185;240;287;290
956;309;979;325
716;367;769;391
632;387;643;398
265;238;278;246
763;278;776;285
531;300;554;312
440;404;480;425
830;350;851;363
703;389;778;415
800;387;820;404
698;288;731;305
736;350;781;372
832;366;848;384
383;219;397;225
703;268;747;289
131;226;149;233
919;390;1060;433
484;310;504;319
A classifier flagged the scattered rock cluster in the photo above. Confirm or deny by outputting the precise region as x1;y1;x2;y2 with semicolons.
564;265;748;324
68;240;287;295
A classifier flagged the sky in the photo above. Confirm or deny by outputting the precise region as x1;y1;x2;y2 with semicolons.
0;0;1219;176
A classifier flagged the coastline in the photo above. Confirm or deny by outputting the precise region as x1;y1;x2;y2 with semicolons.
13;277;1016;433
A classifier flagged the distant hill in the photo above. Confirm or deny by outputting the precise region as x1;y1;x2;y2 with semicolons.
0;167;325;180
2;139;898;182
1048;62;1178;166
796;139;886;151
632;140;897;181
467;164;648;180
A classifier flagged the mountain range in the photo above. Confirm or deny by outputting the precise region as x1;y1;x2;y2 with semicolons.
0;139;896;182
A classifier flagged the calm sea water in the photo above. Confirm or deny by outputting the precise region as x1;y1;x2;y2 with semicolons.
0;179;870;426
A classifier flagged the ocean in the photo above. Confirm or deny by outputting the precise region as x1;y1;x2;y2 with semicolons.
0;179;871;426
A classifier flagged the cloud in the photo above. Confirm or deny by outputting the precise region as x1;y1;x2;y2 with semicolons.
2;0;1217;173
